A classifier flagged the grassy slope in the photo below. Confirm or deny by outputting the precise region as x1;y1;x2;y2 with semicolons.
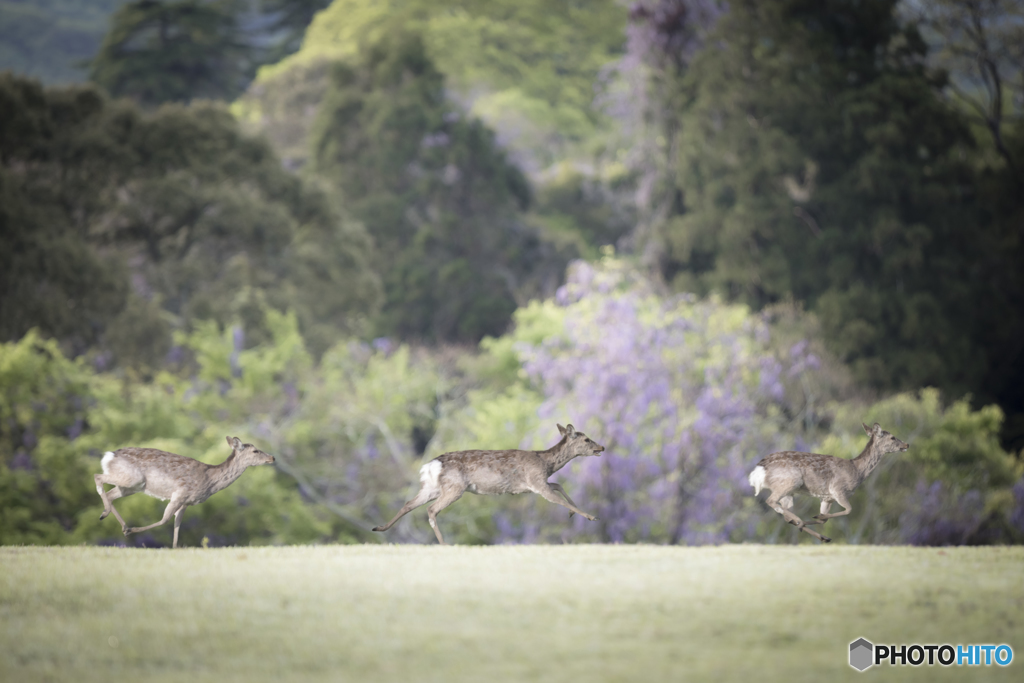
1;545;1021;682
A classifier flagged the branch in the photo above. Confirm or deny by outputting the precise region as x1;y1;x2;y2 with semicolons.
793;206;822;238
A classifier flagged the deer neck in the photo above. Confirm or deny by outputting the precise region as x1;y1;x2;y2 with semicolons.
851;437;885;481
541;438;577;476
207;452;249;494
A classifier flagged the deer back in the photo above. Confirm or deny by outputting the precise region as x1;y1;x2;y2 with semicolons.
437;449;548;495
107;447;211;501
760;451;858;497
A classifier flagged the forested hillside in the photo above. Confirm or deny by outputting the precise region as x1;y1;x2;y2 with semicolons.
0;73;381;364
1;0;1022;547
624;0;1024;448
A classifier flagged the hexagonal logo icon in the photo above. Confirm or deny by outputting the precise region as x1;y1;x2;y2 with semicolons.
850;638;874;671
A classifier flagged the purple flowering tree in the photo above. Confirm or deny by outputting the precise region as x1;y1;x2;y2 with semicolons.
484;257;821;544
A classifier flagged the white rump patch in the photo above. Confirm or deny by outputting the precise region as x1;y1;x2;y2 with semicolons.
101;451;116;474
748;465;766;496
419;459;442;495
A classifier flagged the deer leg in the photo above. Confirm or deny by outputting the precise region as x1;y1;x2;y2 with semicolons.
768;493;831;543
535;484;597;521
95;474;114;519
426;489;464;545
806;500;831;525
548;482;580;519
172;506;187;549
102;488;131;531
373;485;439;532
125;498;182;538
815;492;852;521
95;474;133;531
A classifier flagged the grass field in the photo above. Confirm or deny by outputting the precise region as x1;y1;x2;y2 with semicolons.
1;545;1021;682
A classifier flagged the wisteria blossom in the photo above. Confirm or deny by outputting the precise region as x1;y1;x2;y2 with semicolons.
493;258;821;543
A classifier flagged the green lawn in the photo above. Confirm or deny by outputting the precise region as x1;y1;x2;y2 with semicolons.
1;545;1021;682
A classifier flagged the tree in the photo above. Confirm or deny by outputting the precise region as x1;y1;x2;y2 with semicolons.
311;30;558;342
0;75;129;354
235;0;628;170
89;0;254;106
0;73;381;365
911;0;1024;449
258;0;333;60
912;0;1024;187
634;0;989;397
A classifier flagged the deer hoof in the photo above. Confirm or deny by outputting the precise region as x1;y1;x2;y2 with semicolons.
821;535;832;543
99;510;108;520
586;515;598;522
371;526;385;532
123;527;134;536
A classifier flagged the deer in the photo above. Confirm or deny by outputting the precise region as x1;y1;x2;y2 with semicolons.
372;423;604;544
748;423;909;543
94;436;275;548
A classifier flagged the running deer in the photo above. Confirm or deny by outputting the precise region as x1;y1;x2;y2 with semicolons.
748;423;909;543
94;437;275;548
372;423;604;544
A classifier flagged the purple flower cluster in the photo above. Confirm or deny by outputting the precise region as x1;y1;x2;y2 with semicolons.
1013;478;1024;537
899;480;987;546
501;260;812;544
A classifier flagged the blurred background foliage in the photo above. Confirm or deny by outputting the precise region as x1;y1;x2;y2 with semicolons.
2;258;1020;547
1;0;1022;546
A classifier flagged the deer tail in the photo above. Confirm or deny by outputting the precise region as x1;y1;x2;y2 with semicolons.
418;459;443;496
748;465;766;496
101;451;117;474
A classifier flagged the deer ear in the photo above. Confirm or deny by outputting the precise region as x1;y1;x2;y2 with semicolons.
862;423;871;435
565;424;576;438
872;423;882;434
228;436;242;450
557;424;566;436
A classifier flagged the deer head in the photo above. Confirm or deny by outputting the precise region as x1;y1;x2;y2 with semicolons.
861;423;909;454
226;436;276;466
557;423;605;457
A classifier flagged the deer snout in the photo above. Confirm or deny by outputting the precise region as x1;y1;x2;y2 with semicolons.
593;444;605;455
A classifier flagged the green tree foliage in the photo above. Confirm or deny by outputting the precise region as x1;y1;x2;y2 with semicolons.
0;76;129;353
911;0;1024;449
89;0;254;106
0;332;97;544
0;73;381;366
971;126;1024;449
311;30;559;342
816;389;1022;545
530;164;636;261
0;1;130;85
647;0;990;398
258;0;333;60
913;0;1024;186
0;308;448;547
0;324;334;548
2;261;1019;547
236;0;627;170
